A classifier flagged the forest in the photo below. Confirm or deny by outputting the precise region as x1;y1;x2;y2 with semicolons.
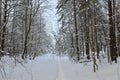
0;0;120;75
55;0;120;65
0;0;53;59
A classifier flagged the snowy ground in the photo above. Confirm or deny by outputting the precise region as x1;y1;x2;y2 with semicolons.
0;54;120;80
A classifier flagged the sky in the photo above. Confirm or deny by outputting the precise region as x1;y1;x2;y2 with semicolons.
44;0;58;34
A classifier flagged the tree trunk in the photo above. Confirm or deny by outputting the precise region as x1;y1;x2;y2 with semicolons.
93;3;99;59
1;0;7;50
108;0;117;63
22;0;29;59
73;0;80;61
84;12;90;59
0;0;2;50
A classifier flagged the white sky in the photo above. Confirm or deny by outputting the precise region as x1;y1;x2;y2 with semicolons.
44;0;58;34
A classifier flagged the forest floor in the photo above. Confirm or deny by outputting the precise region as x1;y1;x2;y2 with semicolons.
0;54;120;80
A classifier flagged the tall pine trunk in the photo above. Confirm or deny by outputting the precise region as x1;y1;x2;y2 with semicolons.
84;12;90;59
0;0;2;50
73;0;80;60
108;0;117;63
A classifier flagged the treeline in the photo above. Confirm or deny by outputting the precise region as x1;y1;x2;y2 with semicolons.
55;0;120;65
0;0;52;59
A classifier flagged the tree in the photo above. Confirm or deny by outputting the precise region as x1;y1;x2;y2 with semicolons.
108;0;117;63
73;0;80;60
0;0;2;50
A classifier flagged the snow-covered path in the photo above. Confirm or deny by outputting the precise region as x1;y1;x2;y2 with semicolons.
0;54;120;80
56;58;67;80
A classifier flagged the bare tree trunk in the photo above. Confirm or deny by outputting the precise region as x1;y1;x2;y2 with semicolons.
22;0;34;59
108;0;117;63
84;12;90;59
93;3;99;59
73;0;80;61
22;0;29;59
113;0;119;57
116;1;120;56
93;52;98;72
1;0;7;51
0;0;2;50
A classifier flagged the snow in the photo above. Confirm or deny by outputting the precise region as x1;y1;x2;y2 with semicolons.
0;54;120;80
